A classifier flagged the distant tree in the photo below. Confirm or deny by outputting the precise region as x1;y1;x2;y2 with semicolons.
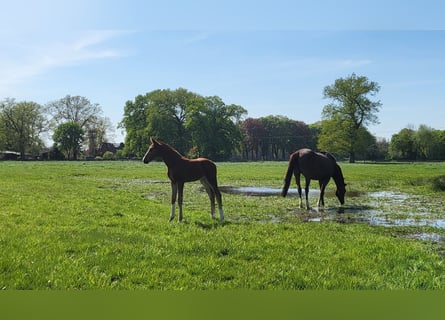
120;88;247;160
389;126;445;161
46;95;112;152
317;118;350;157
187;96;246;161
240;116;313;160
372;138;390;161
120;88;199;156
318;118;377;160
0;98;46;158
308;122;322;150
119;94;150;157
241;118;267;160
415;125;442;160
293;120;314;150
145;88;198;154
322;73;382;163
53;122;84;160
389;128;417;160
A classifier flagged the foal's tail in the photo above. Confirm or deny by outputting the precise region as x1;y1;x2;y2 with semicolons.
281;152;298;197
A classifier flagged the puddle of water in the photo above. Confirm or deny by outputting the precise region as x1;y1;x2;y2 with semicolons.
219;186;301;196
369;191;409;202
220;186;365;197
220;186;445;232
297;206;445;230
407;233;444;242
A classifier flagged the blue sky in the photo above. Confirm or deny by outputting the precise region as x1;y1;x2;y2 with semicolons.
1;0;445;143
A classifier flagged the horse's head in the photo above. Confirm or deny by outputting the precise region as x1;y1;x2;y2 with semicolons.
335;183;347;205
143;137;162;164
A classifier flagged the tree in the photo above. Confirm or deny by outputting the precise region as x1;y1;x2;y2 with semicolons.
389;125;445;161
53;122;84;160
389;128;417;160
415;125;442;160
145;88;198;154
187;96;246;161
0;98;46;159
120;88;247;160
241;118;267;160
46;95;112;152
119;94;150;157
120;88;199;156
322;73;382;163
257;116;312;160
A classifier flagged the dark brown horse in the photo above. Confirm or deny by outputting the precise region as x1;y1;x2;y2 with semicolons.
281;148;346;210
143;138;224;222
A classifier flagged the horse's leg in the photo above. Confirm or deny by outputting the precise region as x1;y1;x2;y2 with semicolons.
304;178;311;210
200;178;216;219
318;181;325;209
169;182;177;221
177;182;184;222
318;178;330;209
295;174;303;208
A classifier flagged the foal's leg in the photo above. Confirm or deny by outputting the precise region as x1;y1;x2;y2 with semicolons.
177;182;184;222
213;185;224;222
169;182;177;221
200;178;216;219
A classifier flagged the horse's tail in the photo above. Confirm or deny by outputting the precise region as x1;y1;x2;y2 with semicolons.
281;152;298;197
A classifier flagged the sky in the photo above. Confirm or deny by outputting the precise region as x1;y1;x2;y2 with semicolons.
1;0;445;144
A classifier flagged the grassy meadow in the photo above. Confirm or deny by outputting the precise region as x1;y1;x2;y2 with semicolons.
1;160;445;289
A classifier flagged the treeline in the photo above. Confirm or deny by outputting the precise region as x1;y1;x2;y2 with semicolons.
2;87;445;162
0;96;112;160
389;125;445;161
120;88;316;161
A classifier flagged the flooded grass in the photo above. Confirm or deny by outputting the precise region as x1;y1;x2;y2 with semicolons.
219;185;445;245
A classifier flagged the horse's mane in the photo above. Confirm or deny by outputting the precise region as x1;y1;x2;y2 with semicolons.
318;151;345;186
318;151;337;162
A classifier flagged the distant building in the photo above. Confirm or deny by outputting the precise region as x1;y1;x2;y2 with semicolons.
97;142;124;155
0;151;20;160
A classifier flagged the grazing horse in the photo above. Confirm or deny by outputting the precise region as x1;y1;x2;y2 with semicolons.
281;148;346;210
143;138;224;222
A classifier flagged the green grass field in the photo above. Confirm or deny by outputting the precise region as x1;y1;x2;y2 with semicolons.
1;161;444;289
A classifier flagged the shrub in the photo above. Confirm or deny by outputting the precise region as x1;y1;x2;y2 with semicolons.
431;175;445;191
102;151;115;160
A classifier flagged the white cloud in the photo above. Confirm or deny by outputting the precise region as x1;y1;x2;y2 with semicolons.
0;30;127;94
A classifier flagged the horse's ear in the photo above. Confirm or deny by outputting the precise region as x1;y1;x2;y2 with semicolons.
150;137;159;145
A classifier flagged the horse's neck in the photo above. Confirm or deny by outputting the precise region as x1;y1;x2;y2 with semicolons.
332;164;345;188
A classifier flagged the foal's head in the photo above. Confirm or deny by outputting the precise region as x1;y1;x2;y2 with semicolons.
143;138;163;163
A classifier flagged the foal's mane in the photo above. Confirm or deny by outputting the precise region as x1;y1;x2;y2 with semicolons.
157;140;186;159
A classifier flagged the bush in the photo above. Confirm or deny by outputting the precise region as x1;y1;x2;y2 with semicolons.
431;175;445;191
102;151;115;160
